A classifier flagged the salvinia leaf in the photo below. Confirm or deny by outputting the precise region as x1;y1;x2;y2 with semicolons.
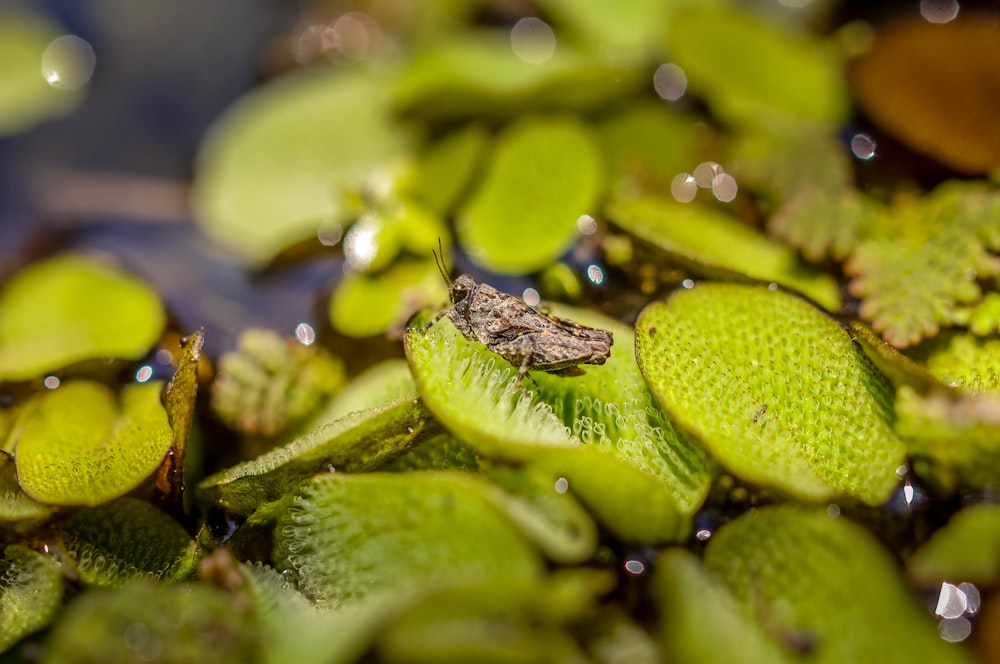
636;283;904;505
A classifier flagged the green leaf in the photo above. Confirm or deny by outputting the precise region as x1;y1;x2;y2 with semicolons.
908;504;1000;586
197;398;439;516
192;66;412;265
393;34;644;122
703;505;971;664
653;549;795;664
0;544;63;654
0;451;50;528
727;128;852;202
895;386;1000;490
458;116;603;274
15;381;173;507
407;123;490;216
962;291;1000;336
846;181;1000;347
40;581;259;664
405;310;695;542
273;472;543;607
477;463;597;564
607;195;840;311
768;187;881;263
529;306;711;515
0;254;165;381
211;328;345;437
340;192;449;275
158;329;204;507
374;572;609;664
597;103;704;196
330;259;449;338
0;10;83;136
667;6;848;128
729;128;879;261
537;0;675;59
636;284;905;505
310;358;416;426
912;332;1000;395
382;432;479;473
243;562;395;664
404;314;577;454
61;497;200;586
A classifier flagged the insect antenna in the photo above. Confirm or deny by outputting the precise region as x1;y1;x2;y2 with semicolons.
432;237;452;288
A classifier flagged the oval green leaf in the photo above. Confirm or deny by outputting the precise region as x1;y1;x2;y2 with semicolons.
407;123;490;216
530;305;711;515
193;66;411;265
330;258;449;338
273;472;544;607
636;284;904;505
0;10;83;136
597;103;704;195
0;254;166;381
653;549;794;664
607;195;840;311
405;307;697;542
667;6;848;128
704;505;971;664
312;358;416;425
405;314;577;454
0;451;50;528
393;34;644;122
458;117;603;274
908;503;1000;587
478;464;597;564
61;497;200;586
0;544;63;654
40;581;259;664
197;398;439;516
15;381;172;507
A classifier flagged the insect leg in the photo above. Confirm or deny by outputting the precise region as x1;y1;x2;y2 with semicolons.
517;350;534;386
419;307;451;331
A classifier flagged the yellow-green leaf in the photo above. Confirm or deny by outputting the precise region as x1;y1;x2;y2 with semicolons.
458;116;603;274
61;497;200;586
636;284;904;505
330;259;448;338
0;10;83;136
607;195;840;311
393;34;643;122
405;309;694;543
193;66;411;266
0;254;165;381
653;549;794;664
40;581;258;664
273;472;543;607
704;506;971;664
15;381;172;507
908;504;1000;587
0;545;63;654
667;6;848;128
197;399;439;516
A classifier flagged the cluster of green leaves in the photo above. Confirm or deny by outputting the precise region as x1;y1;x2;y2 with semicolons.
1;0;999;662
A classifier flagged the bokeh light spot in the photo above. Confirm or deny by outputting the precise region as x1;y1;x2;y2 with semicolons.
510;17;556;64
920;0;960;24
653;63;687;101
41;35;96;90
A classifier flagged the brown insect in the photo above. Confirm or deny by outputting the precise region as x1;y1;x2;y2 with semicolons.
425;247;613;382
